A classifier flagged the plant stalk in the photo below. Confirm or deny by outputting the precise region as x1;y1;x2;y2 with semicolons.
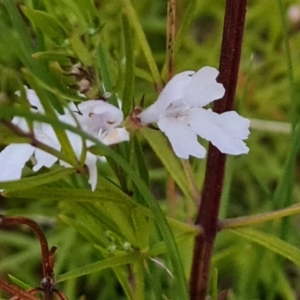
189;0;248;299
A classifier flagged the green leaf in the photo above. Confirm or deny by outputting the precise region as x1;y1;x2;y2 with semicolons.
69;34;94;66
72;0;97;24
131;135;150;187
103;202;137;245
271;262;296;300
96;39;120;106
121;12;135;116
121;0;163;90
273;123;300;209
21;6;66;44
229;227;300;267
135;67;153;82
96;40;112;90
0;168;75;191
2;1;34;53
59;214;107;247
140;127;193;199
7;275;31;290
56;251;142;282
32;51;72;65
4;181;151;218
132;207;151;251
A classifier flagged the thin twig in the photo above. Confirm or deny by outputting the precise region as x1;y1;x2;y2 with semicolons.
0;215;51;279
0;279;38;300
0;119;78;168
219;203;300;230
167;0;176;80
0;215;69;300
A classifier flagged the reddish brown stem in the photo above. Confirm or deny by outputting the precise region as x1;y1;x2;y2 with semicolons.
189;0;248;299
167;0;176;80
0;216;68;299
0;278;38;300
0;215;52;279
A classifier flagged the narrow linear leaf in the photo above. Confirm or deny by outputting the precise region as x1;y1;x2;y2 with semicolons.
32;51;72;65
59;214;107;247
56;252;142;282
96;40;119;107
131;135;150;187
69;35;94;66
7;275;31;291
21;6;66;44
103;202;137;245
132;207;151;251
2;0;34;53
121;0;163;90
121;12;135;115
5;186;151;218
135;67;153;82
229;227;300;267
140;127;193;199
0;168;75;191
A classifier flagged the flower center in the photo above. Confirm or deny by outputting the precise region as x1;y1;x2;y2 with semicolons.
166;102;190;119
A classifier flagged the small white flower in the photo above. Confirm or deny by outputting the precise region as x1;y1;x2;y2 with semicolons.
60;101;129;190
76;100;124;138
139;66;250;159
0;88;129;191
0;90;61;184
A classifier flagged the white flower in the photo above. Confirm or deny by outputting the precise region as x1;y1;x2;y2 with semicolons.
59;100;130;190
0;90;61;184
76;100;126;143
139;66;250;159
0;88;129;191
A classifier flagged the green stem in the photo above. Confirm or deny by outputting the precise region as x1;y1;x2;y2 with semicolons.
219;203;300;230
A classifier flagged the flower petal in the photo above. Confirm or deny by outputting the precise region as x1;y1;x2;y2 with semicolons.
218;111;250;139
32;123;61;172
33;149;59;172
78;100;124;131
157;117;206;159
0;144;34;182
78;100;120;114
139;71;194;125
189;108;249;155
102;128;129;145
184;67;225;107
12;116;30;132
17;86;44;113
85;152;98;191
